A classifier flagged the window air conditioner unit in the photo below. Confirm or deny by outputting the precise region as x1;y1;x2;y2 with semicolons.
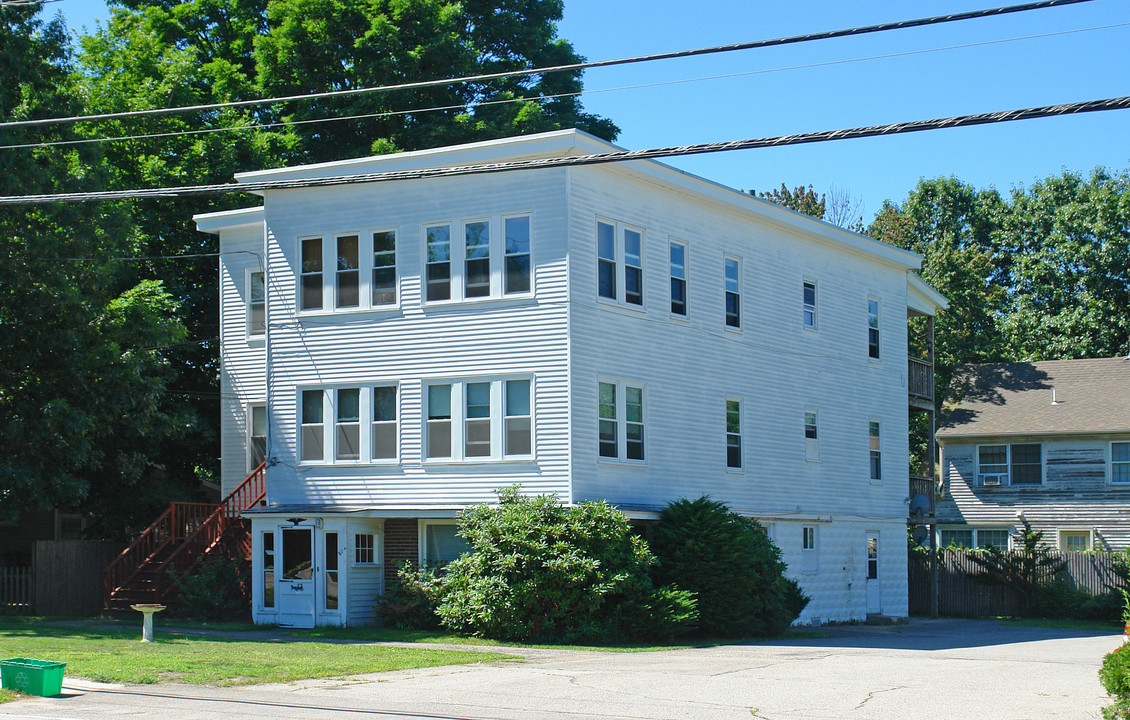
979;473;1007;487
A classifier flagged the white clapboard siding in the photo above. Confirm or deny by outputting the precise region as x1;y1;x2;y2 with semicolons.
566;165;913;520
939;439;1130;549
217;218;267;496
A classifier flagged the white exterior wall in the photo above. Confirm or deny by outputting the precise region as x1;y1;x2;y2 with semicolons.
260;170;571;508
566;166;914;622
939;436;1130;550
218;219;267;495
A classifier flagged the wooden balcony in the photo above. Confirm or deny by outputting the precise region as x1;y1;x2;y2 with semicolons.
908;475;935;520
908;357;934;409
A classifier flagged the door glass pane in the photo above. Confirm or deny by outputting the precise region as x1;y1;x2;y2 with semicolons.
325;532;338;610
282;528;313;580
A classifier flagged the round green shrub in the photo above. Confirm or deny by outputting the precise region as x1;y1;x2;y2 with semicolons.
1101;642;1130;719
651;496;810;638
434;487;696;643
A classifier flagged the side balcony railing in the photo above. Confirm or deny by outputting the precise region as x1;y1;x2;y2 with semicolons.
908;357;934;403
909;475;936;519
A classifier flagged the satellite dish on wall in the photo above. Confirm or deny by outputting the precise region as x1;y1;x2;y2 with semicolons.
909;494;931;516
912;525;929;547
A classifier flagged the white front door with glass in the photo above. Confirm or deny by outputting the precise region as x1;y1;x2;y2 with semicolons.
277;526;316;627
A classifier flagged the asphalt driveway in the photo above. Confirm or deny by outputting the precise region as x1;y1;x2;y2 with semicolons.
0;618;1122;719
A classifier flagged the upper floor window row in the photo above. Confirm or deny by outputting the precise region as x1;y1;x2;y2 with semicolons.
977;443;1042;487
598;220;644;307
297;215;531;313
1114;442;1130;484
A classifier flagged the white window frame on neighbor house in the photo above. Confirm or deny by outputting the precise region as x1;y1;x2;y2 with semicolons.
669;238;688;317
598;379;646;463
869;419;882;483
1059;529;1092;552
726;397;742;471
1111;441;1130;484
976;442;1043;486
802;279;818;330
297;229;401;313
937;526;1012;549
247;402;267;471
804;408;820;462
418;520;471;567
723;255;741;330
596;218;645;308
246;269;266;339
423;215;533;305
423;377;534;463
299;385;401;465
867;296;880;360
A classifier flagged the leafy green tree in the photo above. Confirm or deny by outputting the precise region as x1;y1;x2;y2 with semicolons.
651;496;809;637
434;487;695;643
756;183;826;219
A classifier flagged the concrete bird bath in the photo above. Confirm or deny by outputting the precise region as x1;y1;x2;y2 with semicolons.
129;604;166;642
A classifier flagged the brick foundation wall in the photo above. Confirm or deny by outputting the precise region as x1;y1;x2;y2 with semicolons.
383;518;419;587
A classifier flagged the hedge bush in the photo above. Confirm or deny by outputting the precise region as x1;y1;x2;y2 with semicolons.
1101;642;1130;719
432;487;697;643
651;496;810;638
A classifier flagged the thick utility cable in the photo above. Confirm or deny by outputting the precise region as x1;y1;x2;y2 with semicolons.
3;96;1127;205
0;0;1096;130
5;21;1124;152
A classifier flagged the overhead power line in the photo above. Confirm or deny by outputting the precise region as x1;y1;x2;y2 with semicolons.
3;96;1128;206
4;22;1124;152
0;0;1095;130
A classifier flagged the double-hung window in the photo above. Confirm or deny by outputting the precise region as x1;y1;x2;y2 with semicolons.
300;230;398;311
302;386;399;464
248;403;267;470
804;408;819;462
867;298;880;359
598;380;645;462
726;399;742;469
1112;442;1130;484
977;443;1042;486
869;420;882;482
424;378;533;462
803;280;817;329
669;240;687;316
596;220;644;307
426;215;532;303
248;271;265;337
724;256;741;329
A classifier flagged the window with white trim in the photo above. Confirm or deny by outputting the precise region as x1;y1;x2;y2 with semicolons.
248;270;265;336
598;380;645;461
803;280;817;329
1113;442;1130;484
977;443;1042;486
596;219;644;307
420;521;471;567
724;256;741;329
300;230;399;311
801;525;818;573
424;378;533;462
248;403;266;470
1060;530;1091;552
669;240;687;316
301;386;400;464
354;533;376;564
804;408;819;462
726;399;742;469
869;420;881;482
939;527;1011;549
867;298;880;359
426;215;532;303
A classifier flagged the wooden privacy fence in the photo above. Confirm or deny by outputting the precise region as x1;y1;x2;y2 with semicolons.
36;540;119;616
909;549;1125;617
0;567;33;612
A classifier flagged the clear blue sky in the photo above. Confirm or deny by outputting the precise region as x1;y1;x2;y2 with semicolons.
53;0;1130;222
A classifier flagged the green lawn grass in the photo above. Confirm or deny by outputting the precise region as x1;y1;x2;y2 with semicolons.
0;688;16;703
0;622;512;686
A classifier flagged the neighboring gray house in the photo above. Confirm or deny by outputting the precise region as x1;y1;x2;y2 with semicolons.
935;357;1130;551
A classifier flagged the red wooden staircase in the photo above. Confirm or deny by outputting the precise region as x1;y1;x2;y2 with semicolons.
103;463;266;611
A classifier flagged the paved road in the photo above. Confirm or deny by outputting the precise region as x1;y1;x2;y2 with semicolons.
1;619;1122;719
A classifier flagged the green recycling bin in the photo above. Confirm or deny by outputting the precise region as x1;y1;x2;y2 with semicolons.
0;658;65;697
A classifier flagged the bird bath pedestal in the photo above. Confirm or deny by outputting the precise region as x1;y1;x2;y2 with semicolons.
130;604;166;642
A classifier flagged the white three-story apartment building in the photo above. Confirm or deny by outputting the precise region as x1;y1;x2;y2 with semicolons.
196;129;946;628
